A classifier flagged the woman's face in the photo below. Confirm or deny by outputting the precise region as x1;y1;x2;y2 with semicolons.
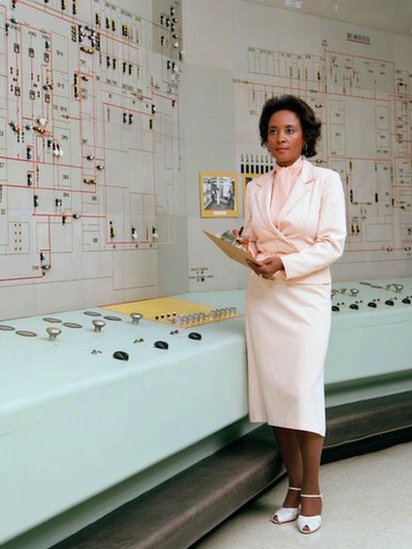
266;110;304;167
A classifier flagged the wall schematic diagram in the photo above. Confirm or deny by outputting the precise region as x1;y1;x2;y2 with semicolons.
0;0;183;316
233;4;412;274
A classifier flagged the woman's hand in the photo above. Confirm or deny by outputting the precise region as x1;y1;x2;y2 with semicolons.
232;228;250;250
247;256;284;279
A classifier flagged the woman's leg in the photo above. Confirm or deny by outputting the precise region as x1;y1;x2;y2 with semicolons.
273;427;303;507
295;430;324;517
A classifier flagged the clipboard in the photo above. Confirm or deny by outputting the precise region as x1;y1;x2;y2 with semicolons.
204;230;262;268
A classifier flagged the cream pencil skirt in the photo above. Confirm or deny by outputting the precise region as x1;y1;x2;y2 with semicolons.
245;273;332;436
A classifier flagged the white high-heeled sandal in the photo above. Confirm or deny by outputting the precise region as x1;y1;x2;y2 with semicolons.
297;493;323;534
270;486;301;524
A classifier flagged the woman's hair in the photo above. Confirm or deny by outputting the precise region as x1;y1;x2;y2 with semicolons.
259;95;321;157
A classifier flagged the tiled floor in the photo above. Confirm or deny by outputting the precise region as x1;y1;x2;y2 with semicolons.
195;441;412;548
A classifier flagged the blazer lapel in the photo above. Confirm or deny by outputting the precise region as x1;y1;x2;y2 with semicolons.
277;159;316;219
253;170;273;225
253;170;294;244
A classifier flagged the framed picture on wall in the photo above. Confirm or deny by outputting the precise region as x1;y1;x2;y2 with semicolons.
199;172;238;218
242;173;260;202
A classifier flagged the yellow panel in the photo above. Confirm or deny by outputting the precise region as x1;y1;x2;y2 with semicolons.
103;297;241;327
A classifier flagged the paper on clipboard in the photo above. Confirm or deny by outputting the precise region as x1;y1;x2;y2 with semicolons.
204;230;262;268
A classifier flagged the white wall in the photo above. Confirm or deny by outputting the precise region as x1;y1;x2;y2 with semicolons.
181;0;412;292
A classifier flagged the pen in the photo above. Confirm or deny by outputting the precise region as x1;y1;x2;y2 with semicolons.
238;226;244;237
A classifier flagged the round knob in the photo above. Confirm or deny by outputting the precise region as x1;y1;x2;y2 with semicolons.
350;288;359;296
92;319;106;332
47;327;61;340
130;312;143;325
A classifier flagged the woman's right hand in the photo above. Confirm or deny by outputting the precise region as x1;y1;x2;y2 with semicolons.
232;229;250;250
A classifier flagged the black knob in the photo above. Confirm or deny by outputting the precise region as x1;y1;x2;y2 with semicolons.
331;305;340;312
113;351;129;361
349;304;359;310
385;300;394;306
367;302;377;308
402;297;411;304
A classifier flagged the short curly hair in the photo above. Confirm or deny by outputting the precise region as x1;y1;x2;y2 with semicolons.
259;95;321;157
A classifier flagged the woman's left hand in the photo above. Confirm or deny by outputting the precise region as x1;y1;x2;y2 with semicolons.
247;256;284;279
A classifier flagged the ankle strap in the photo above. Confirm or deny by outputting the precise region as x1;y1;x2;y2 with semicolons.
288;486;301;492
301;493;322;498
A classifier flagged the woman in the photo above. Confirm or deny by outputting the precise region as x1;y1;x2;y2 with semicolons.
235;95;346;534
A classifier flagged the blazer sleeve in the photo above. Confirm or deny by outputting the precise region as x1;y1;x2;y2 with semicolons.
242;185;259;258
281;171;346;280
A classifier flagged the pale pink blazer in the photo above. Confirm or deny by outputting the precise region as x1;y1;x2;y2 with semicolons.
243;158;346;283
